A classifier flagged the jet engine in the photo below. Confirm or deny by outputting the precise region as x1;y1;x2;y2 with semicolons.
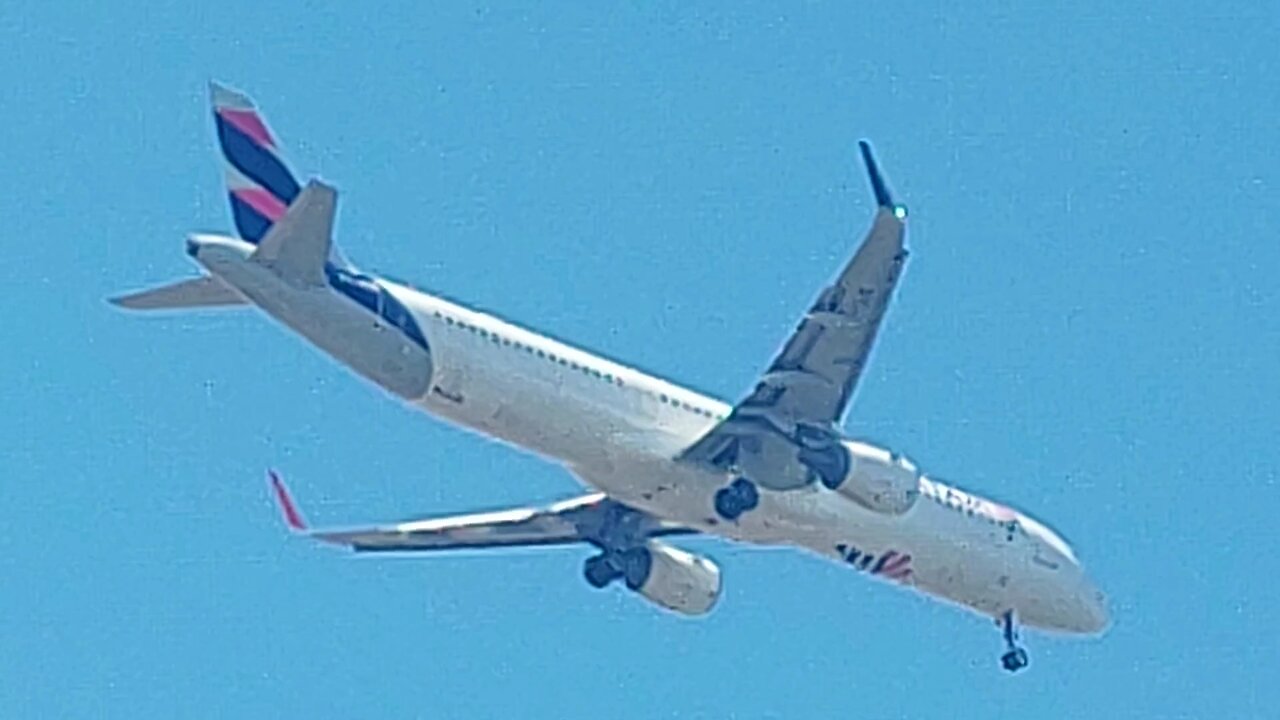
809;440;921;515
623;541;722;617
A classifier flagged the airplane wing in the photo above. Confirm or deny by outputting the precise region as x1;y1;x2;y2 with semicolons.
267;471;693;553
678;142;909;486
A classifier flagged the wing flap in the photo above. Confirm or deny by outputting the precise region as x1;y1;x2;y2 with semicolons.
267;472;621;553
313;502;596;552
753;205;907;425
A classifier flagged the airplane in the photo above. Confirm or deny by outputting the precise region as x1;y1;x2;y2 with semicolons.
111;81;1109;673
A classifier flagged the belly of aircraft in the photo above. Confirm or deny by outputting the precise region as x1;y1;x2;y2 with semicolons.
585;456;1031;620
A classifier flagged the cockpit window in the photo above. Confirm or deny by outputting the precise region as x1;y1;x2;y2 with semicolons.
892;453;919;475
919;477;1078;562
1016;514;1077;563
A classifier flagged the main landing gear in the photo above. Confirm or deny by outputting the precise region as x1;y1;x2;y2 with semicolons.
713;477;760;521
583;547;653;590
999;610;1030;673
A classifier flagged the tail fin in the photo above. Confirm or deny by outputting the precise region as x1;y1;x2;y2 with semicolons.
211;81;352;269
111;83;352;313
210;81;301;245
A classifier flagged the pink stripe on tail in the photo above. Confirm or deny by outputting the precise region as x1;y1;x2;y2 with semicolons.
233;187;288;221
218;107;276;149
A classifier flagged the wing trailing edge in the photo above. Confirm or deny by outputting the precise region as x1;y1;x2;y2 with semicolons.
263;471;696;553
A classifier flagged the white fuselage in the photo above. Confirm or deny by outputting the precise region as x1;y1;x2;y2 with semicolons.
192;235;1108;635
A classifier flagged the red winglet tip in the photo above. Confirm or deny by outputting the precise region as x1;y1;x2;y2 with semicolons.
268;470;308;532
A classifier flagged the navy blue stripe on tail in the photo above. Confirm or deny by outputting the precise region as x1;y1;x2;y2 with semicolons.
215;115;301;205
228;193;273;243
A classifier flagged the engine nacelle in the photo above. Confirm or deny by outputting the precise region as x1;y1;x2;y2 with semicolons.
820;440;921;515
626;541;722;617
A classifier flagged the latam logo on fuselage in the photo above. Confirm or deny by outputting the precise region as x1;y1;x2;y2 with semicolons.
836;543;913;581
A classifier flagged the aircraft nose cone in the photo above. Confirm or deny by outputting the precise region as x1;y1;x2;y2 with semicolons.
1078;584;1110;634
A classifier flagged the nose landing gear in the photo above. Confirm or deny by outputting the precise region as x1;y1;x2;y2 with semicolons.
999;610;1030;673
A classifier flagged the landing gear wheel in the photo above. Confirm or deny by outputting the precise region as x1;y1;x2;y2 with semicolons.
583;553;620;589
731;477;760;511
713;477;760;521
998;610;1029;673
620;547;654;590
714;487;742;520
1001;648;1029;673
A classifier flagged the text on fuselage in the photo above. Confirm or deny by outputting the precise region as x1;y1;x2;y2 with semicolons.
835;543;912;582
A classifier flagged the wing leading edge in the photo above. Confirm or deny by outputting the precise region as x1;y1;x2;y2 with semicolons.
679;141;908;477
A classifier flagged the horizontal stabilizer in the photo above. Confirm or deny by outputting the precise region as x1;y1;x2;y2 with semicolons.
249;180;336;287
109;275;247;310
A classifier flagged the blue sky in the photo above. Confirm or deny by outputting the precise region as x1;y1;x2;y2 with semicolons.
2;1;1277;717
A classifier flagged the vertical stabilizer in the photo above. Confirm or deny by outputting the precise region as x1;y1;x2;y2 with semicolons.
210;81;301;244
210;81;353;270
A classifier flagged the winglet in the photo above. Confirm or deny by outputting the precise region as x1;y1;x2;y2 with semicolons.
268;470;309;532
858;140;907;219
